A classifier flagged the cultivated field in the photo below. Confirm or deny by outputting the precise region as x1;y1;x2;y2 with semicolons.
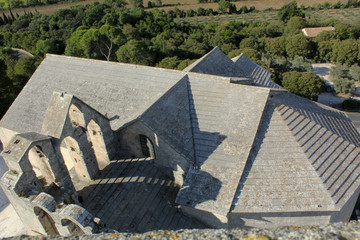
175;7;360;25
0;0;349;17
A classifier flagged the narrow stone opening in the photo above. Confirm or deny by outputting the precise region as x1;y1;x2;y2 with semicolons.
34;207;59;235
28;145;55;188
139;134;156;159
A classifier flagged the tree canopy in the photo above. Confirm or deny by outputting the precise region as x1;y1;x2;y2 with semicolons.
282;71;325;100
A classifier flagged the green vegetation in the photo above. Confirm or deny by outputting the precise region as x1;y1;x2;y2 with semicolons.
282;71;325;100
2;1;360;116
330;64;360;93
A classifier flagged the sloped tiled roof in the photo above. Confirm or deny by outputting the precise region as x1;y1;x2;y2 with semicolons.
231;101;336;213
1;47;360;224
140;76;195;162
183;47;242;77
302;27;335;38
0;54;186;133
233;54;282;89
176;73;269;216
232;92;360;213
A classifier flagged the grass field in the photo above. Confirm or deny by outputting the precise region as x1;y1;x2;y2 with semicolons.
174;7;360;25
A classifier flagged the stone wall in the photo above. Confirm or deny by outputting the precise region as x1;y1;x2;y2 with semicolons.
117;120;191;186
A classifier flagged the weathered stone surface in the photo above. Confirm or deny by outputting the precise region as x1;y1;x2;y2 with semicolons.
4;221;360;239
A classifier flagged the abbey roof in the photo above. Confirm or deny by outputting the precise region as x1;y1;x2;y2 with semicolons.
1;47;360;219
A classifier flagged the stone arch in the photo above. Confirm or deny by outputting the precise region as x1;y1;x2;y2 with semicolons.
139;134;156;159
60;136;91;188
61;219;86;235
28;145;55;188
87;119;110;170
68;103;86;128
34;206;59;235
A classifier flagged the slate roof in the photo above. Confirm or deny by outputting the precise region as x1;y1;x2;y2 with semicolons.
232;92;360;212
1;47;360;222
0;54;186;133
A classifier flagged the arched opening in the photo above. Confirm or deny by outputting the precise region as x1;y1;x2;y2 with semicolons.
87;119;110;170
34;207;59;235
28;145;55;188
139;135;155;159
61;219;85;235
69;103;86;128
61;137;90;187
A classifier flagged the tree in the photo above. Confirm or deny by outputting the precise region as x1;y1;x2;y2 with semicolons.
282;71;325;100
333;77;355;93
129;0;143;8
35;39;57;57
218;0;230;13
284;16;306;35
349;65;360;81
286;34;313;58
239;37;258;50
98;24;126;61
116;39;154;65
278;0;304;22
333;39;358;65
265;36;286;56
156;56;180;69
241;47;261;63
317;40;337;61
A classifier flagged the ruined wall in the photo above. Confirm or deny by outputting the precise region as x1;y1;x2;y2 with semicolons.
41;92;118;190
117;120;191;186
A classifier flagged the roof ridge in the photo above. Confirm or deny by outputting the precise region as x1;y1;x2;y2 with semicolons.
45;54;184;74
182;46;222;72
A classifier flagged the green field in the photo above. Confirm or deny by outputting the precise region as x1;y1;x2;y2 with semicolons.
175;8;360;25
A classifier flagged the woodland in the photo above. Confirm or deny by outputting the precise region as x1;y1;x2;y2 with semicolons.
1;0;360;116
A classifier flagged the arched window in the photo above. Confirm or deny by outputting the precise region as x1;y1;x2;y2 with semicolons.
87;119;110;170
61;219;85;235
139;135;155;159
34;207;59;235
60;137;91;188
28;145;55;188
68;103;86;128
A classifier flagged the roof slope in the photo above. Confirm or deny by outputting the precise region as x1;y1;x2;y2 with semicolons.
0;54;186;133
234;54;282;89
176;73;270;216
302;27;335;38
277;102;360;207
232;91;360;213
140;76;195;162
183;47;242;77
231;101;335;213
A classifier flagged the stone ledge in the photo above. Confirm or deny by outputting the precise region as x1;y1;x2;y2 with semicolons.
3;221;360;239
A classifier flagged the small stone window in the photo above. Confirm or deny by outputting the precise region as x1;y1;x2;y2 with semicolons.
139;135;155;159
